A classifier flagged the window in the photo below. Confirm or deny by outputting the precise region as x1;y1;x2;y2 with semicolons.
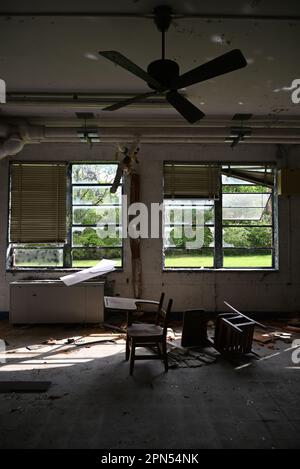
164;199;215;268
71;164;122;268
8;163;123;269
222;165;274;268
163;163;276;269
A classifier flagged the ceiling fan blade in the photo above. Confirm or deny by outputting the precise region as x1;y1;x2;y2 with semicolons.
99;51;163;90
102;91;159;111
173;49;247;90
166;91;205;124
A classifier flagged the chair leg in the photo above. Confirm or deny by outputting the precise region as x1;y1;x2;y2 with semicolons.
130;342;135;375
162;340;168;372
125;335;130;361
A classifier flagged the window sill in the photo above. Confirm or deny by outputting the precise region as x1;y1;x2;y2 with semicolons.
163;267;278;272
6;267;123;273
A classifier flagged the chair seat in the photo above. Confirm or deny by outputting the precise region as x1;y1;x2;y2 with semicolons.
127;323;163;337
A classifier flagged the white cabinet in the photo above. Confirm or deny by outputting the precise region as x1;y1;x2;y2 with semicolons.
10;280;104;324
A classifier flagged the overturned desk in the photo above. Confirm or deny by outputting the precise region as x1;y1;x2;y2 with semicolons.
181;301;265;356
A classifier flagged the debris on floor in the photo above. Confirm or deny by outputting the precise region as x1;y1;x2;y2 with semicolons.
26;344;48;351
42;338;59;345
271;331;292;342
66;338;75;344
36;331;123;350
167;328;176;341
103;323;126;333
10;407;24;413
253;331;273;344
74;337;117;347
168;346;218;369
48;393;69;400
254;326;293;345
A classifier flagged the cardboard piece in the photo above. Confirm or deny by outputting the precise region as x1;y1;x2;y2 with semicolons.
60;259;116;286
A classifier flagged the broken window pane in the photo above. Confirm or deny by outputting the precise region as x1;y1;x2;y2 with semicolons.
13;248;63;268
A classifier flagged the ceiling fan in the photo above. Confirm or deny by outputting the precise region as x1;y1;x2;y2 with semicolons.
99;5;247;124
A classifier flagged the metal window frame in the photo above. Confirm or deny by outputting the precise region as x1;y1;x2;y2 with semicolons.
163;161;278;271
221;175;275;268
70;162;123;268
7;161;124;271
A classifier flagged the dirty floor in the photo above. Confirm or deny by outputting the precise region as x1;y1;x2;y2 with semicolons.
0;320;300;449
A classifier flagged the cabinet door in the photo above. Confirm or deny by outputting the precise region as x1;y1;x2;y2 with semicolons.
10;285;84;323
85;284;104;322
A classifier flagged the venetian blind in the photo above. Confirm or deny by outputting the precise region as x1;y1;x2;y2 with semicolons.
164;163;221;199
10;163;67;243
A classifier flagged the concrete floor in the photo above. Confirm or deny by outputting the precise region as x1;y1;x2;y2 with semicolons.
0;320;300;449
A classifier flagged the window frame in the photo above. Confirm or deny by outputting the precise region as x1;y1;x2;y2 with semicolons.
163;161;278;272
7;161;124;271
163;198;216;269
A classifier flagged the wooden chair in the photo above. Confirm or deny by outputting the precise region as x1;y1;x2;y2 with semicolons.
125;292;165;362
214;302;264;356
125;298;173;375
214;314;255;355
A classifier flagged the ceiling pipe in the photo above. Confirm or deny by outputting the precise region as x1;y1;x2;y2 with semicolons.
42;126;300;139
5;125;300;141
0;135;25;159
27;117;300;129
0;122;26;159
0;123;299;159
28;137;300;144
1;122;299;139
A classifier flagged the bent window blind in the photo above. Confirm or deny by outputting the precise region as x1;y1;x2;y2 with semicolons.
164;163;221;199
10;163;67;243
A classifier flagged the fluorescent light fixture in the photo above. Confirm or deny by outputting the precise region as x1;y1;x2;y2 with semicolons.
77;129;100;143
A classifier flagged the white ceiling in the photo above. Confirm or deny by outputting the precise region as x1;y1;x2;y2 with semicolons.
0;0;300;125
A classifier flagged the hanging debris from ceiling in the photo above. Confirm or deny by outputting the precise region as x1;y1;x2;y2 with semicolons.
110;142;140;193
110;141;142;297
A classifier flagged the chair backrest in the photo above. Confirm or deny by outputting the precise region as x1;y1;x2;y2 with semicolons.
130;292;165;326
157;298;173;335
155;292;165;324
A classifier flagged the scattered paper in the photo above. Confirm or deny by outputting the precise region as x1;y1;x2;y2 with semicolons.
60;259;116;286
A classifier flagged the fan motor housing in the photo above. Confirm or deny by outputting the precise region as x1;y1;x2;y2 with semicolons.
147;59;179;89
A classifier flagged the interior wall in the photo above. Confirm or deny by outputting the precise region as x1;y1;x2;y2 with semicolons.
0;142;299;313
